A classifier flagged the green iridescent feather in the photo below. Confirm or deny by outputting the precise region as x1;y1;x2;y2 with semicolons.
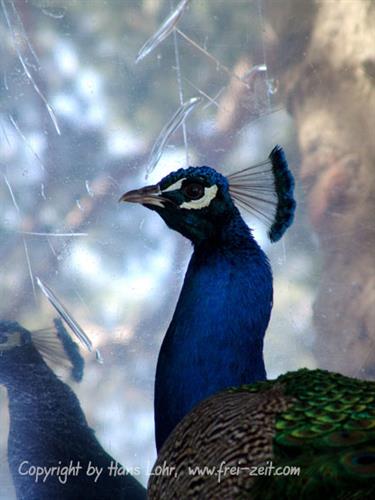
248;370;375;499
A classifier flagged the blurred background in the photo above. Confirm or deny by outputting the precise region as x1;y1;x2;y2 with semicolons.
0;0;374;496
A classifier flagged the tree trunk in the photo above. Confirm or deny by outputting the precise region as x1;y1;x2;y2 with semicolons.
265;0;375;378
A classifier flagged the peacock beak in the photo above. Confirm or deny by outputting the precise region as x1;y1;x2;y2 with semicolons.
119;184;166;208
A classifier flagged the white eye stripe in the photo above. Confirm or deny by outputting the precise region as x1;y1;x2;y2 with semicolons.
161;178;218;209
0;332;22;351
162;178;186;193
180;185;218;210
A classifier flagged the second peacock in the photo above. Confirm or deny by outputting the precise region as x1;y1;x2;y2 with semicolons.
0;319;146;500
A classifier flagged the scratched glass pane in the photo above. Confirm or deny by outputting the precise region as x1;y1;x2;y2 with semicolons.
0;1;318;497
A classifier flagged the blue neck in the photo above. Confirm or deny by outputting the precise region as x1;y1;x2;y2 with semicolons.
154;210;272;450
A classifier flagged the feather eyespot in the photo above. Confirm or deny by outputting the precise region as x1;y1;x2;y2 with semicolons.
181;182;205;200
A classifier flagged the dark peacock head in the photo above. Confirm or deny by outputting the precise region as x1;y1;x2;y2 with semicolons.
121;166;236;244
0;321;32;353
0;319;83;384
120;146;296;244
0;321;34;379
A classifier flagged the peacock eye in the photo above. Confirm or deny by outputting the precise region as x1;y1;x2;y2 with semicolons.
181;182;205;200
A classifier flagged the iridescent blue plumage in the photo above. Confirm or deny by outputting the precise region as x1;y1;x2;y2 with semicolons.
121;146;295;451
154;211;272;449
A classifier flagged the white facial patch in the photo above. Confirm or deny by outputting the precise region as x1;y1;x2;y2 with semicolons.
180;185;218;210
0;331;22;351
162;178;185;193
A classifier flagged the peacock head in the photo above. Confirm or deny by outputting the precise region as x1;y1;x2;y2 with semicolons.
0;321;32;351
120;146;296;244
120;166;236;244
0;321;34;376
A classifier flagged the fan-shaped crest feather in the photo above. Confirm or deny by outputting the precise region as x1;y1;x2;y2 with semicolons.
31;318;84;382
228;146;296;242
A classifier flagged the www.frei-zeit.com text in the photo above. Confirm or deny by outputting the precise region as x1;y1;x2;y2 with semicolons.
18;460;300;484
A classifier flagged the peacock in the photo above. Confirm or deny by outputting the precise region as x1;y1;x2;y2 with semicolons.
120;145;295;451
0;318;146;500
120;146;375;498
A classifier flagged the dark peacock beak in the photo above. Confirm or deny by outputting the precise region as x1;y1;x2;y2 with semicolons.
119;184;167;208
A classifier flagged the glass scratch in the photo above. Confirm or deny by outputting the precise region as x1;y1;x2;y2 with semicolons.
41;7;66;19
182;75;225;111
95;348;104;364
3;72;9;91
172;23;189;165
242;64;267;81
107;175;120;188
46;236;58;257
176;28;249;88
73;288;91;313
146;96;201;177
76;199;84;211
202;86;226;110
2;0;61;134
85;180;95;197
3;174;20;213
135;0;191;63
8;0;41;68
9;114;46;171
18;231;88;237
23;237;37;301
40;183;47;200
36;277;94;353
1;119;11;146
256;0;272;111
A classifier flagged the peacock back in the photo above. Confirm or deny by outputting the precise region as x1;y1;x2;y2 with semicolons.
148;369;375;499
